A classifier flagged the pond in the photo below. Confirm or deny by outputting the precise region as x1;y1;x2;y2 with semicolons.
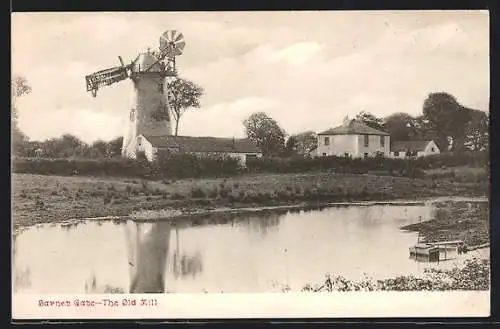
12;197;488;294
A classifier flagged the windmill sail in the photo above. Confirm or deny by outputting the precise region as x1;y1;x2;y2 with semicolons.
85;66;129;96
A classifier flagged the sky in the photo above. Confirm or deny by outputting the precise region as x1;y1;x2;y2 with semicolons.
11;11;489;144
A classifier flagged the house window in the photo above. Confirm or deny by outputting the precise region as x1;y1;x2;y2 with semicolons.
137;137;142;147
394;151;399;157
364;153;368;159
380;136;385;147
322;152;327;157
324;137;330;146
158;83;164;92
364;135;369;147
344;152;350;158
431;147;435;152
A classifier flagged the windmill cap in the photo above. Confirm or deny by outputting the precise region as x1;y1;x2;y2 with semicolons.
130;52;163;73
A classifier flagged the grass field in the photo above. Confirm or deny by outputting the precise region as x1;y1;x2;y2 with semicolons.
12;170;488;228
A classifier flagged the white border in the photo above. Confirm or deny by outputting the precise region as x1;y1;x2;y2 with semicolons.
13;292;490;319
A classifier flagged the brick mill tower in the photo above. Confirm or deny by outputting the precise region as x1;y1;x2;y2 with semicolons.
84;30;186;158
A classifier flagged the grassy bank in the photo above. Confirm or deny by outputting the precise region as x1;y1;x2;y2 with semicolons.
401;200;489;247
12;171;487;228
299;258;490;292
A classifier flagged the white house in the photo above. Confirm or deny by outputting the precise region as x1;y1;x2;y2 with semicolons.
136;134;262;167
390;140;440;158
314;118;390;158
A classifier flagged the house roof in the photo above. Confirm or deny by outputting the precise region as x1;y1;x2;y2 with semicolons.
142;135;261;154
318;120;389;136
391;140;434;152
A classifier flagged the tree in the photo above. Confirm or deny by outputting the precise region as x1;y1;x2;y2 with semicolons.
355;111;385;131
411;115;438;142
422;92;472;152
91;140;109;158
284;135;298;157
42;134;87;158
383;112;419;142
107;136;124;157
12;75;31;155
243;112;286;156
464;110;489;152
167;78;204;136
289;131;318;156
12;75;32;98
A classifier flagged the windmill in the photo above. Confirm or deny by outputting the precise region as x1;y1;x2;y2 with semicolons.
84;30;186;159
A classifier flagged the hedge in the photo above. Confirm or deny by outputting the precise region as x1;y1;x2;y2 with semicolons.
12;151;488;180
246;151;488;176
12;154;241;180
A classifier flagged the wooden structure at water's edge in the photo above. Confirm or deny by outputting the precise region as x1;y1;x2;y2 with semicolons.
409;240;466;262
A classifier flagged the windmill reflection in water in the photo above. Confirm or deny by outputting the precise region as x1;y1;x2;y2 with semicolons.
85;219;202;293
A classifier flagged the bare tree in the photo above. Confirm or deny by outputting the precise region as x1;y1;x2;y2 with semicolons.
12;75;32;155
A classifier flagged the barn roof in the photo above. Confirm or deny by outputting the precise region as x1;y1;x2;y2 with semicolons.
142;135;261;154
390;140;434;152
318;120;389;136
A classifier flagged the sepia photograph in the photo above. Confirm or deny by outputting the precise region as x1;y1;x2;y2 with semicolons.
11;10;490;318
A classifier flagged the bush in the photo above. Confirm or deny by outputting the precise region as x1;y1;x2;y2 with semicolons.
12;151;488;181
219;188;230;198
190;187;206;198
170;193;184;200
301;258;489;292
154;152;240;179
12;154;242;180
246;152;488;178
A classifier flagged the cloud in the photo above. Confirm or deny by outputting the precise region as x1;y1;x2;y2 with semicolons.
11;11;489;143
179;97;281;138
267;42;326;66
18;107;124;143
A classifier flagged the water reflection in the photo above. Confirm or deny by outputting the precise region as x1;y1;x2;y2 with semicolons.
240;212;281;237
12;233;32;293
125;221;172;293
12;199;487;294
170;227;203;279
14;267;32;292
409;247;460;263
172;252;203;278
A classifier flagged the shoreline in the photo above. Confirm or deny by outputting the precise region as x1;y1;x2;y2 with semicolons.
13;195;488;236
13;172;488;229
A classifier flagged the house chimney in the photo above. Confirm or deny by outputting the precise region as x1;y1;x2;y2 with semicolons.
342;115;350;126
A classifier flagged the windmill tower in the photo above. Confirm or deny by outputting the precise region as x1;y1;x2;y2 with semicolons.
84;30;186;158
